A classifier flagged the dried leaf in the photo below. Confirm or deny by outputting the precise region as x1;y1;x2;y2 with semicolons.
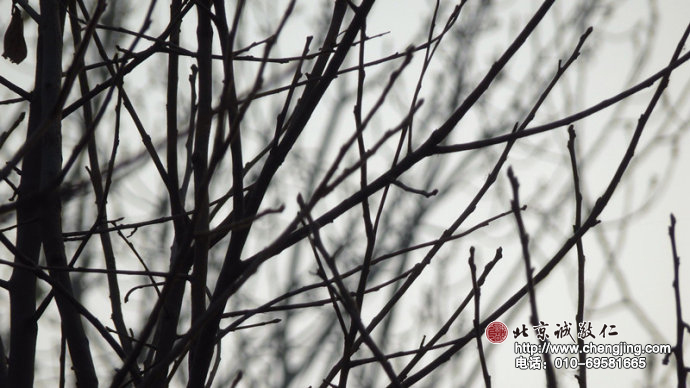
2;5;27;64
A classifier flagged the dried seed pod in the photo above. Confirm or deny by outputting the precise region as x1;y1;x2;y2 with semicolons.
2;5;27;64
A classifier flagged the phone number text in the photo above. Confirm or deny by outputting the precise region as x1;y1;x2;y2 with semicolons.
553;356;646;369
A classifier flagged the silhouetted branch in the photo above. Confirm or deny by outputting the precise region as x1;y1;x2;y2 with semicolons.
469;247;491;388
667;214;688;388
508;167;557;388
567;125;588;388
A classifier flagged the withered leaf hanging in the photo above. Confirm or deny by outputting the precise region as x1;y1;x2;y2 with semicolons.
2;5;27;64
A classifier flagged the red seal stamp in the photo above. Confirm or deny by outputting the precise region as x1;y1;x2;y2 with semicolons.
485;321;508;344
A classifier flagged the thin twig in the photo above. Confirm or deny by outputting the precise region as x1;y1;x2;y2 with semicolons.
297;196;403;388
508;167;557;388
667;214;688;388
352;247;503;369
469;247;492;388
219;209;513;323
567;125;587;388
